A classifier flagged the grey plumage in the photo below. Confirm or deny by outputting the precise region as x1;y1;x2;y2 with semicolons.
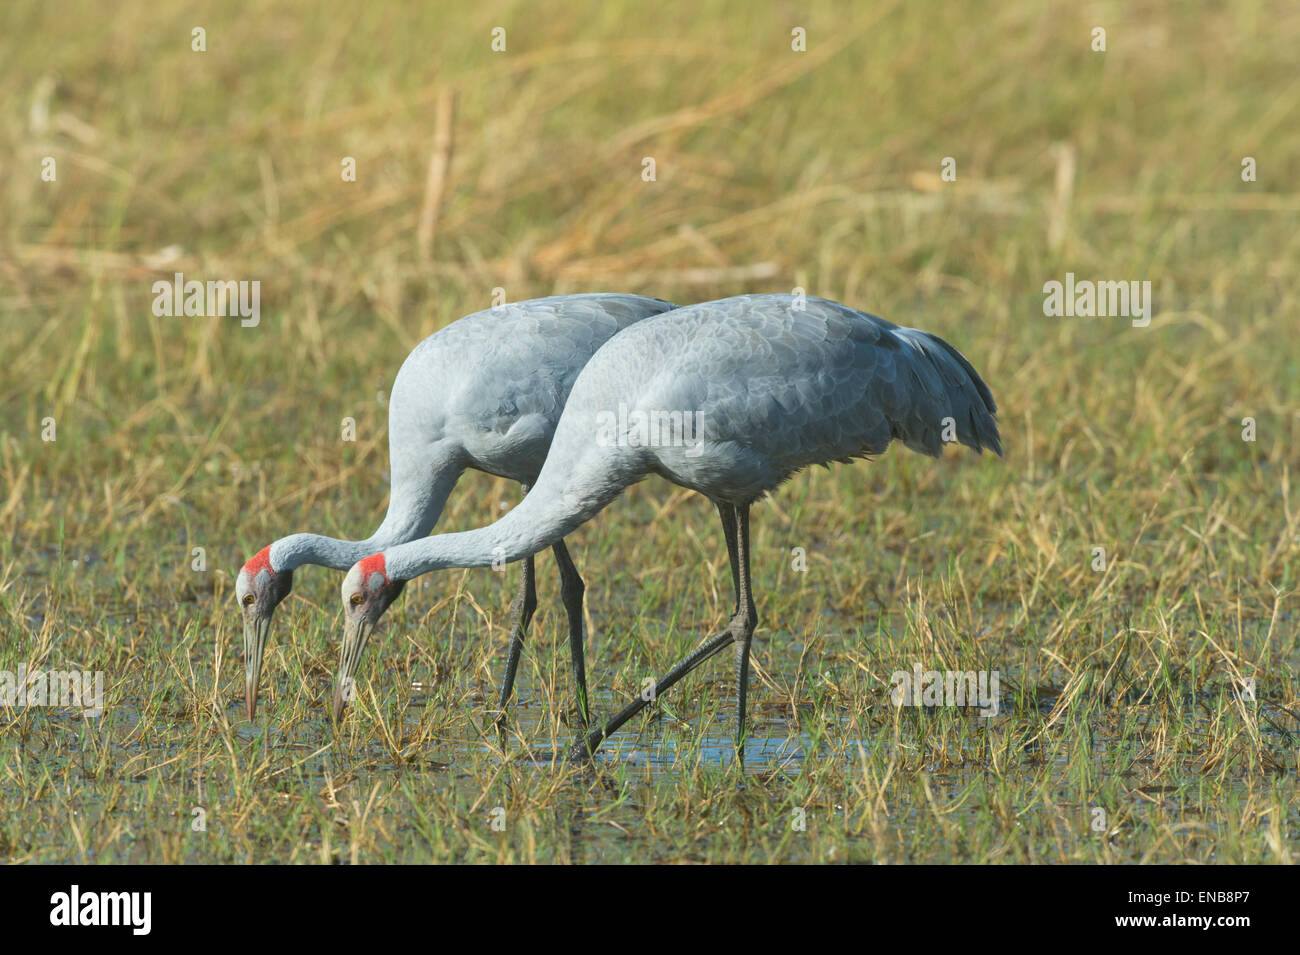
380;293;1001;570
339;293;1002;755
382;293;677;496
574;294;1001;503
238;293;675;720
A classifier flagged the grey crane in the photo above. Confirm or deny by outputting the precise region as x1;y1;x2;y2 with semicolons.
332;294;1001;756
234;293;676;722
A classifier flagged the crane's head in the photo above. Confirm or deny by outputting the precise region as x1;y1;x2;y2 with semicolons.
235;546;294;720
333;553;406;722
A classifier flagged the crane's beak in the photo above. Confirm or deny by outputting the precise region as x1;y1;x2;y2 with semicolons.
243;612;273;720
332;614;373;723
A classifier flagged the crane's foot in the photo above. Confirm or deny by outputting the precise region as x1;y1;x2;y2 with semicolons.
567;731;599;763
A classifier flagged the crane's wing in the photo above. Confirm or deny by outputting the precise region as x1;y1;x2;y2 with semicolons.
580;294;1000;497
390;293;674;440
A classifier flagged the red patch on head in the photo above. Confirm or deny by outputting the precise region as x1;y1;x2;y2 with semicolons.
358;553;388;584
244;545;274;577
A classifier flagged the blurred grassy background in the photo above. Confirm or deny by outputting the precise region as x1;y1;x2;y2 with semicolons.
1;0;1298;863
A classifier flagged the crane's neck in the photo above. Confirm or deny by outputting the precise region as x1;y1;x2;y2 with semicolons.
270;533;380;572
383;463;623;579
269;454;464;572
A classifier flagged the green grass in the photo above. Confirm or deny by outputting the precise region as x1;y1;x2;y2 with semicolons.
1;0;1297;863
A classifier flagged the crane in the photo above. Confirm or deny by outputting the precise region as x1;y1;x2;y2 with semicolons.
331;294;1001;757
234;293;676;723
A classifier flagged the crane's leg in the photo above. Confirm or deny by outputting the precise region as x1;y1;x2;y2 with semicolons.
730;505;758;749
494;552;538;727
570;628;735;760
717;501;740;617
551;540;591;729
571;502;757;760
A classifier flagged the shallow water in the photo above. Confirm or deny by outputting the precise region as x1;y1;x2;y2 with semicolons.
4;603;1297;863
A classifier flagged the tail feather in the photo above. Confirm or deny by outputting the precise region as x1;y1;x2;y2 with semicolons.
893;327;1002;458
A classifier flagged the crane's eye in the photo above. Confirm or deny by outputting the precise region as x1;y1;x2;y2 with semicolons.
349;593;364;606
242;594;255;606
